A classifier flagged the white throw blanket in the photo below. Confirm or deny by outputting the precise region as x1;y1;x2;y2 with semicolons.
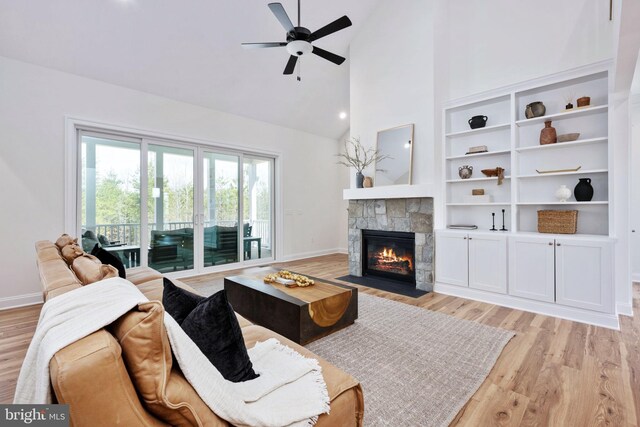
14;278;330;427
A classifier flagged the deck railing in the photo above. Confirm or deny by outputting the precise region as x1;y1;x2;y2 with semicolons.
84;219;271;248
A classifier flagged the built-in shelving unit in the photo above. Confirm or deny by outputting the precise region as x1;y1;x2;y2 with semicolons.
442;66;611;237
437;63;617;328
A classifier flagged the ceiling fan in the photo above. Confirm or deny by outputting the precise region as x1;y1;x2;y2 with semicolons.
242;0;352;79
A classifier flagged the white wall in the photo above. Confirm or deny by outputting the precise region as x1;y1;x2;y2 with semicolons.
349;0;436;188
440;0;613;101
0;56;346;307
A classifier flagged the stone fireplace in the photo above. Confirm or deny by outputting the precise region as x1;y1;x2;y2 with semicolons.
347;198;434;291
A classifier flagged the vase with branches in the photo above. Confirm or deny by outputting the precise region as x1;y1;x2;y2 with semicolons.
337;137;391;188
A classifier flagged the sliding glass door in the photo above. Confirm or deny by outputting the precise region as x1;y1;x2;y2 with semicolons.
80;133;142;267
243;155;274;261
202;151;240;267
147;144;195;273
78;129;275;274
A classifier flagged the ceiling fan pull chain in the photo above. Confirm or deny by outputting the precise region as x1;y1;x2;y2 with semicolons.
297;59;302;82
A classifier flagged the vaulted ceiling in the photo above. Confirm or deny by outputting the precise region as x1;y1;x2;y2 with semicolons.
0;0;381;139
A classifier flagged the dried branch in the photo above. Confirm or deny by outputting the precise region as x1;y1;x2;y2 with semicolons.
336;137;391;174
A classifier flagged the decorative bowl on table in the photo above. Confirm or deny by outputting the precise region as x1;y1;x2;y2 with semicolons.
557;133;580;143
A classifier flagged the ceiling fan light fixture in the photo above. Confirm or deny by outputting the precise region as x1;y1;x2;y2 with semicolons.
287;40;312;56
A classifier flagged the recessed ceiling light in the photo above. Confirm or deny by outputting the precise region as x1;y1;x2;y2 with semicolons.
339;112;347;120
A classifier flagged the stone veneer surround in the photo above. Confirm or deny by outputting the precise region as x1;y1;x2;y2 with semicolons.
347;198;434;291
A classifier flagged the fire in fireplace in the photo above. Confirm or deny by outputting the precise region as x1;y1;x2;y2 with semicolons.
362;230;415;284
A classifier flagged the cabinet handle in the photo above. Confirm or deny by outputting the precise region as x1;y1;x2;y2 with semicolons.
469;237;473;240
548;242;553;246
556;243;561;246
463;237;467;240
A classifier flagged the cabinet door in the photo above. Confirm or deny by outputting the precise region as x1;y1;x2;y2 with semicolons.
508;236;555;302
435;232;468;287
468;235;507;294
555;239;613;313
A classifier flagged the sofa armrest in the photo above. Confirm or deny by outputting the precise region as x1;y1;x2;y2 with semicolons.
50;330;168;427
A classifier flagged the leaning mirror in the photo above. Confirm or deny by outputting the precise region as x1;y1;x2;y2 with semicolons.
374;124;414;186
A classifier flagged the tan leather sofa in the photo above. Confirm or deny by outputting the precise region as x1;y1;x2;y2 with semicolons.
35;240;364;426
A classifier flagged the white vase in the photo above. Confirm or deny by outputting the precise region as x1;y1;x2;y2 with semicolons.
555;185;571;202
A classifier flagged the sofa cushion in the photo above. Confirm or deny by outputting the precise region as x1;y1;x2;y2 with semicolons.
38;259;82;292
163;278;205;324
46;283;83;300
110;301;203;426
91;244;126;279
55;234;77;250
180;291;258;383
37;244;64;263
126;267;163;286
61;244;84;265
72;254;118;285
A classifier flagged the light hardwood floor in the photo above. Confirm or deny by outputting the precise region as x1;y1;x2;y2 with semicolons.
1;253;638;426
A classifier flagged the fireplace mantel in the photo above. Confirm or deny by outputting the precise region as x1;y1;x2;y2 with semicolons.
343;184;436;201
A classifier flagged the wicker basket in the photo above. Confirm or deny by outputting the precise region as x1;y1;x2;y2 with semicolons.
537;210;578;234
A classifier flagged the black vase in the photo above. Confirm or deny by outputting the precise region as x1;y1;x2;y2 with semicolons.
574;178;594;202
356;172;365;188
468;115;488;129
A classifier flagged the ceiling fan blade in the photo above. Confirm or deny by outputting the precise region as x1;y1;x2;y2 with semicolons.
309;16;352;42
312;46;346;65
268;3;295;33
241;42;287;49
283;55;298;74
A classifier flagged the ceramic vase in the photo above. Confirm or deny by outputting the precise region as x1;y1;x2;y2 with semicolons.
468;115;488;129
555;185;572;202
574;178;594;201
540;120;557;145
355;172;364;188
525;101;546;119
363;176;373;188
458;165;473;179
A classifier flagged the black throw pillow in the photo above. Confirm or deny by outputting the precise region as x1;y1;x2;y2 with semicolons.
91;244;126;279
162;278;205;325
180;290;259;383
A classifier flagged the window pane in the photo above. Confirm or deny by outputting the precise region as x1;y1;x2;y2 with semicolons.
148;144;194;273
243;156;273;260
81;135;141;268
203;152;239;267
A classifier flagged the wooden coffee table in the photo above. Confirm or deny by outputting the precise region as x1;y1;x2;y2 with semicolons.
224;267;358;344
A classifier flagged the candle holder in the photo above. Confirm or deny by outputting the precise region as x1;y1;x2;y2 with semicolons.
490;212;497;231
500;209;508;232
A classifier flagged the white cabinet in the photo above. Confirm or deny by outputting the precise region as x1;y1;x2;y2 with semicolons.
435;232;468;287
436;231;507;294
509;235;613;313
555;239;613;313
509;236;555;302
468;234;507;294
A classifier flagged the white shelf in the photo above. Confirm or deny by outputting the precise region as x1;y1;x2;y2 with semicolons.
447;202;511;206
446;176;511;183
445;123;510;137
517;169;608;179
446;150;511;160
516;137;607;153
515;105;608;127
516;201;609;206
342;184;436;200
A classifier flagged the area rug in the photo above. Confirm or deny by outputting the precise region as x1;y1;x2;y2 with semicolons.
306;293;514;426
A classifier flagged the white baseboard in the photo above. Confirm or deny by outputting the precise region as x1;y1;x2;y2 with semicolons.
280;248;346;262
0;292;43;311
434;282;620;330
616;302;634;317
